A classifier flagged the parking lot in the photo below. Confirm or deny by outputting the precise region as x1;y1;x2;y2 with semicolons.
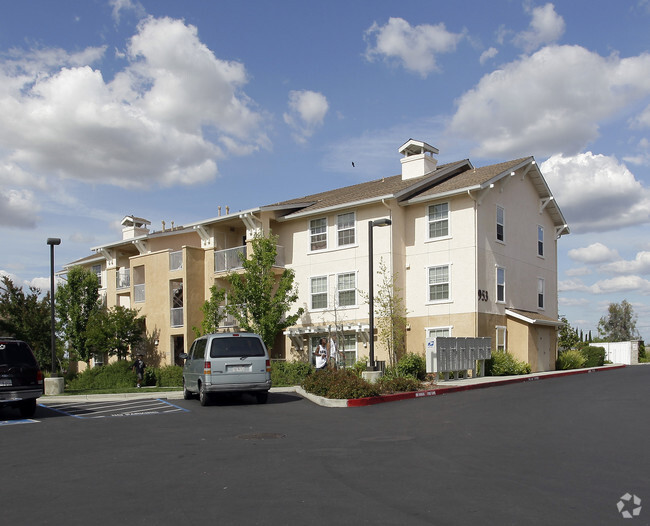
1;366;649;525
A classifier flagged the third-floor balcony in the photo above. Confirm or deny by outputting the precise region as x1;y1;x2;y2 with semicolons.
116;268;130;290
214;245;285;273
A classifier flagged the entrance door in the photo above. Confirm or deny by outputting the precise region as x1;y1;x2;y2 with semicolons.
173;336;185;366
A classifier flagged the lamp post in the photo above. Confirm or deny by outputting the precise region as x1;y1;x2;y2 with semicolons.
47;238;61;375
368;218;391;371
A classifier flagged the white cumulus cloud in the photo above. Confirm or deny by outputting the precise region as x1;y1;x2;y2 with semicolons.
514;3;565;52
283;90;329;144
364;17;464;77
600;251;650;275
568;242;620;264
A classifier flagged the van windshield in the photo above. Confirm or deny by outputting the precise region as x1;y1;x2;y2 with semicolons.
210;337;265;358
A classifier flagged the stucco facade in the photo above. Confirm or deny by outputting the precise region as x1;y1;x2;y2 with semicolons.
65;140;569;372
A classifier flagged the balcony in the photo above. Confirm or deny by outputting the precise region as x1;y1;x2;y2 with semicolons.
214;245;285;273
116;269;130;290
218;306;237;328
171;307;183;327
134;283;145;303
169;250;183;271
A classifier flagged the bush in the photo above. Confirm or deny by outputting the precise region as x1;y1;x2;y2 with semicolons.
351;358;368;377
302;369;380;399
486;351;531;376
395;352;426;380
377;375;422;394
556;349;586;370
271;361;313;387
155;365;183;387
67;360;136;390
580;346;605;367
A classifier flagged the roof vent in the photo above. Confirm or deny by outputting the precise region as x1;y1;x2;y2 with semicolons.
399;139;439;180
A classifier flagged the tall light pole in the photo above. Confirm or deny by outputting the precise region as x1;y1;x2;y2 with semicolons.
368;218;391;371
47;238;61;375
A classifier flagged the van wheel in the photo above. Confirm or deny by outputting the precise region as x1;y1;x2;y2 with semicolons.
183;379;193;400
199;383;210;406
19;398;36;418
256;391;268;404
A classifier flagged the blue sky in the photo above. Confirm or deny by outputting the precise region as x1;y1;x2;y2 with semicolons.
2;0;650;339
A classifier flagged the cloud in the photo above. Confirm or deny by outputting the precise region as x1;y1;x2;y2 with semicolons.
514;3;565;52
0;188;40;228
564;267;591;277
568;243;620;264
364;17;464;77
448;45;650;158
283;90;329;144
600;251;650;275
109;0;146;23
0;16;270;193
542;152;650;233
479;47;498;65
559;275;650;295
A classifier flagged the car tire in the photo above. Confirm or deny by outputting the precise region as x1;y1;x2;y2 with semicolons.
256;391;269;404
199;382;210;406
19;398;36;418
183;379;193;400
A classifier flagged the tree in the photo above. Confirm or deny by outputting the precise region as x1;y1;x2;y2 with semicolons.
223;234;304;351
558;316;580;351
0;275;52;368
194;285;226;337
86;305;145;361
373;259;408;368
56;266;100;364
597;299;640;342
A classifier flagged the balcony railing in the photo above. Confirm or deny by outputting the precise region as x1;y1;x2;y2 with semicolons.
169;251;183;271
134;284;145;303
171;307;183;327
214;245;285;273
218;306;237;328
116;269;130;290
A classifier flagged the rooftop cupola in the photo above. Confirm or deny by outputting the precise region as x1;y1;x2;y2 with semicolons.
121;215;151;240
399;139;439;180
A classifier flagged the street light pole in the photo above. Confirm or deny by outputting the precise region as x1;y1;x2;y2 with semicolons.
368;218;391;371
47;238;61;375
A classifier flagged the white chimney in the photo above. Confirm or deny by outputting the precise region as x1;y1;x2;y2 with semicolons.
399;139;439;180
121;215;151;240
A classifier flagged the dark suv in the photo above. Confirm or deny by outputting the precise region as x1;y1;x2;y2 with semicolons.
0;338;44;418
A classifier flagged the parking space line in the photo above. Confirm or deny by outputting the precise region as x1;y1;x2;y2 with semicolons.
39;398;190;419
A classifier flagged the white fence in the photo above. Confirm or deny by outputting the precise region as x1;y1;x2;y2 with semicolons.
426;337;492;380
595;341;640;365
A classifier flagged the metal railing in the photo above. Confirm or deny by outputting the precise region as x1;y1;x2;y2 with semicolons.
214;245;285;273
169;250;183;271
116;269;130;290
134;283;145;303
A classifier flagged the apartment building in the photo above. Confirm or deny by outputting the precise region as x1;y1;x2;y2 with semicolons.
64;139;569;372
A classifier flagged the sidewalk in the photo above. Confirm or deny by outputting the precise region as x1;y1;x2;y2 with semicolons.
40;364;627;407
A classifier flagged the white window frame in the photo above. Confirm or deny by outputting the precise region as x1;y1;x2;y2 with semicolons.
337;212;356;247
427;264;451;303
310;276;328;310
496;266;506;303
537;225;544;257
309;218;328;252
496;326;507;352
336;272;357;307
426;326;452;339
496;206;505;243
537;277;545;310
428;202;450;240
92;264;103;288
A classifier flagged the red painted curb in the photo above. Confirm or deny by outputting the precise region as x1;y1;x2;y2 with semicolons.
346;364;627;407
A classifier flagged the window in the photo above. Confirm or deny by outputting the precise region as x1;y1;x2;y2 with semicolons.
427;327;451;339
337;212;355;246
310;218;327;251
496;206;505;242
310;276;328;309
537;225;544;257
337;272;356;307
428;265;450;302
496;267;505;303
428;203;449;239
538;278;545;309
496;326;507;352
92;264;102;287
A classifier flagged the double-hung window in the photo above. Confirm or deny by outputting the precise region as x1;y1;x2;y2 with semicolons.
537;278;545;309
496;326;507;352
310;218;327;251
337;272;356;307
427;327;451;339
310;276;328;309
496;206;505;242
92;264;102;287
496;267;506;303
428;203;449;239
337;212;355;247
537;225;544;257
428;265;450;302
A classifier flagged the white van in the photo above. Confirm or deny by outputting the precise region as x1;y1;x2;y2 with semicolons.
180;332;271;405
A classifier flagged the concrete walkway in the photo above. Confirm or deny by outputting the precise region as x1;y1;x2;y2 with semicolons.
40;364;627;407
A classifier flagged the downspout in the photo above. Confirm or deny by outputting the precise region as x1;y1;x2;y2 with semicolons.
467;190;479;337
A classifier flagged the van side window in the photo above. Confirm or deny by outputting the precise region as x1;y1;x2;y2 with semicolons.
193;339;206;360
210;337;265;358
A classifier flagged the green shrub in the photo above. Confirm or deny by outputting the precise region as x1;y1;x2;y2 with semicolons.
486;351;531;376
66;360;136;390
155;365;183;387
271;361;313;387
302;369;380;399
396;352;426;380
580;346;605;367
351;358;368;377
556;349;586;370
638;342;646;361
377;375;422;394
